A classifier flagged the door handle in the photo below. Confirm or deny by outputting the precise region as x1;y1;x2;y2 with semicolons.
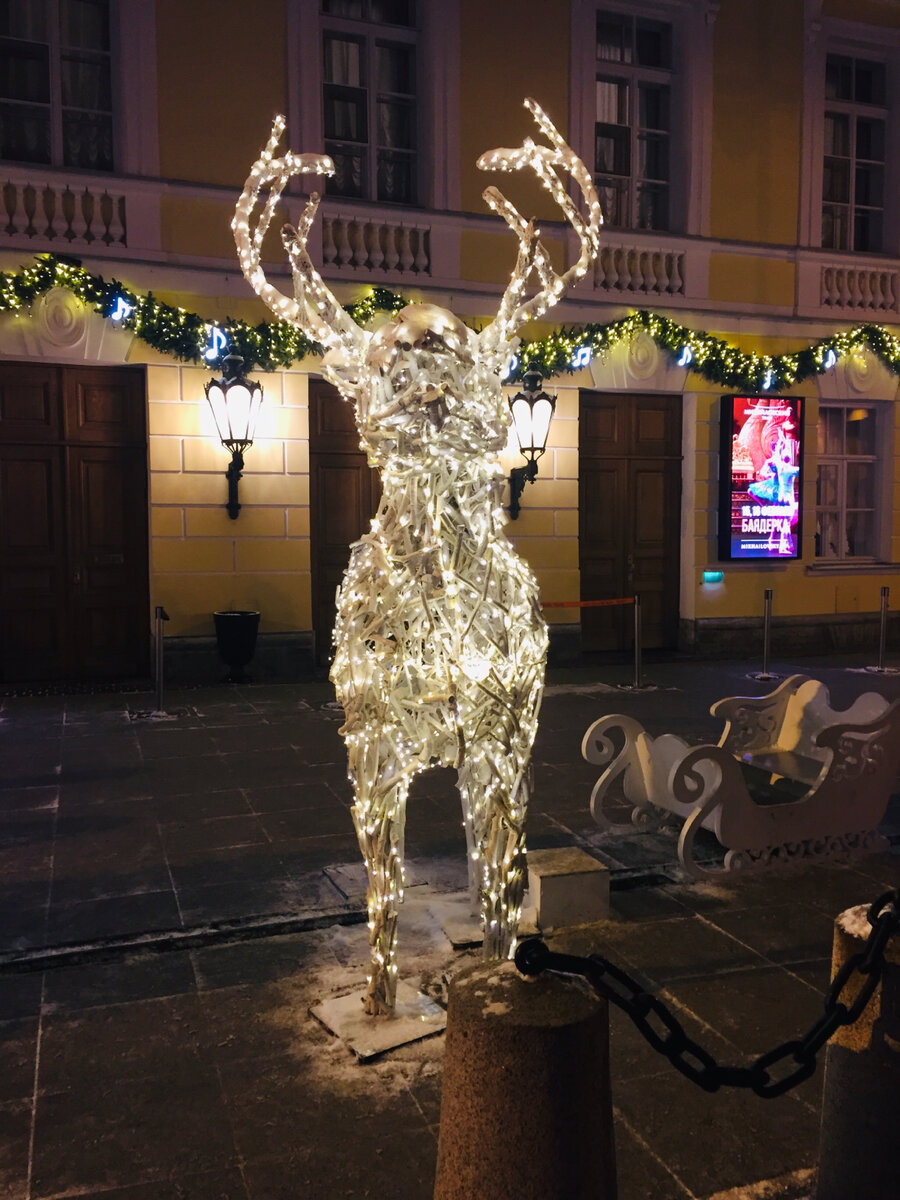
73;567;81;585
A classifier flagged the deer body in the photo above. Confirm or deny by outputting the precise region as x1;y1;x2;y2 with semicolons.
234;101;601;1013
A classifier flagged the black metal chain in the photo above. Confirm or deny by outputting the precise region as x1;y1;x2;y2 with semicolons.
514;888;899;1099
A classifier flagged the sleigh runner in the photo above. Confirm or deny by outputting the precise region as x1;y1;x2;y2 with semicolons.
582;674;900;877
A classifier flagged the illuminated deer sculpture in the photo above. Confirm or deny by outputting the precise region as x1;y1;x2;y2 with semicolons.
234;100;601;1014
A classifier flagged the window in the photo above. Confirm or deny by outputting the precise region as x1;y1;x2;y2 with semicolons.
0;0;112;172
321;0;417;204
594;9;672;230
815;405;881;559
821;54;886;253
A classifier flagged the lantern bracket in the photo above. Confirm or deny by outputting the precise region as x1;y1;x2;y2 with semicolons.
225;448;245;520
508;460;539;520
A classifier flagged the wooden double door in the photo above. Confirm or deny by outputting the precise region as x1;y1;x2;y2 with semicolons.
579;392;682;652
0;363;149;682
309;379;379;665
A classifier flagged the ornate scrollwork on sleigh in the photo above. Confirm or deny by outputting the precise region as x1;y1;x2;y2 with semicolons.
583;676;900;879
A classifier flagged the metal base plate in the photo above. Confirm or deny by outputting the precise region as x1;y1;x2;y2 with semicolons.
310;981;447;1061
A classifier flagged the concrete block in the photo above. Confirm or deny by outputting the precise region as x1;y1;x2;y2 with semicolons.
442;915;483;949
527;847;609;930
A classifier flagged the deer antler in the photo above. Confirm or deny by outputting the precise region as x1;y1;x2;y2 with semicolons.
477;98;603;356
232;116;365;358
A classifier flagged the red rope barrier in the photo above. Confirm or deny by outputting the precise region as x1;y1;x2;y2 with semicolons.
542;597;635;609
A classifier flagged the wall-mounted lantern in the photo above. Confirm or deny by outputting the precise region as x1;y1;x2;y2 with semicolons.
204;353;263;520
507;362;556;520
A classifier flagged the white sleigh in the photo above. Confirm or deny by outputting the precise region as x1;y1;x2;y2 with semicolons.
582;674;900;877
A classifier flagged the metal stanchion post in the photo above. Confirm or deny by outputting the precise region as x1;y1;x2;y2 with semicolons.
762;587;772;678
870;586;889;674
750;588;777;681
633;593;642;690
154;606;170;713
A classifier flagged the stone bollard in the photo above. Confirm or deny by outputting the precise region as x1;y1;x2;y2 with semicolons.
433;958;617;1200
815;903;900;1200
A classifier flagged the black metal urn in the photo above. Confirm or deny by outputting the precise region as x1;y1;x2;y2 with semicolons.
213;610;260;682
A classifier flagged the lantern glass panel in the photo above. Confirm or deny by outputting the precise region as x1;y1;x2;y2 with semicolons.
224;382;253;442
205;383;231;443
510;395;534;452
530;396;554;452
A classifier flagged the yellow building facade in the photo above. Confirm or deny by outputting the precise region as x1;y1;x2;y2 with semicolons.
0;0;898;683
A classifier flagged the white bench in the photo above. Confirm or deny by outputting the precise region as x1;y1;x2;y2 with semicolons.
582;674;900;877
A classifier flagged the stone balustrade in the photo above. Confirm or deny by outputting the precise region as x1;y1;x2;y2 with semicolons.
593;242;685;296
1;174;126;247
820;264;899;313
320;213;431;276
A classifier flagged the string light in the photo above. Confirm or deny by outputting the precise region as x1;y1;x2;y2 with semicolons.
233;99;601;1016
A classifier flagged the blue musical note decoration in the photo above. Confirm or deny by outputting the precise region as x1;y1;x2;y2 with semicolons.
500;353;519;381
204;326;228;362
110;297;134;322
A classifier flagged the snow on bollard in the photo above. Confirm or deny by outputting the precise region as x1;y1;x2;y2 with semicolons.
434;958;617;1200
815;902;900;1200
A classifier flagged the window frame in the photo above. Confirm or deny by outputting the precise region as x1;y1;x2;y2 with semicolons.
321;11;418;205
0;0;115;173
570;0;715;238
821;52;887;253
799;16;900;255
814;402;889;562
594;11;674;231
291;0;459;212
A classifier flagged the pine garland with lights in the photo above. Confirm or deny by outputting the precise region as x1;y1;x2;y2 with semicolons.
2;253;899;390
521;309;900;393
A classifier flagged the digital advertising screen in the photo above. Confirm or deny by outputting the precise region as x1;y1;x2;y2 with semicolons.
718;395;803;560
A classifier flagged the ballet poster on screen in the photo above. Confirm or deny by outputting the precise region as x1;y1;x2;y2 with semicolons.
718;396;803;560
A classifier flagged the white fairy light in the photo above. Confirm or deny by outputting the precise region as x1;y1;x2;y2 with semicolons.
233;98;601;1015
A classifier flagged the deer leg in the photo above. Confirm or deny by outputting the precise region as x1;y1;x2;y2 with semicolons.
457;748;531;960
461;807;480;916
349;743;415;1016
